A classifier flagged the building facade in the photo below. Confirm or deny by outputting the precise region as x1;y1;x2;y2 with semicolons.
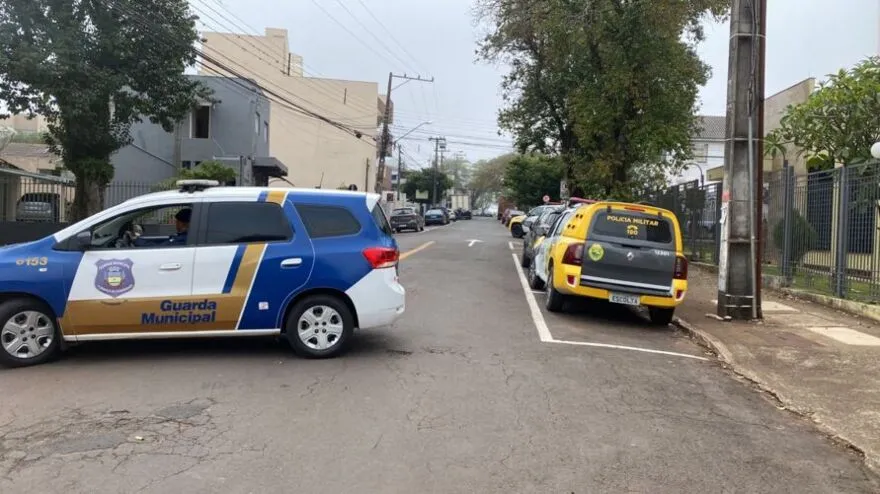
669;115;726;185
199;28;384;191
110;75;286;191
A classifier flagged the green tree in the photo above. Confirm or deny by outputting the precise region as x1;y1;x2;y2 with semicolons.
477;0;727;198
772;57;880;169
502;154;563;207
402;168;453;205
468;153;514;208
0;0;212;219
153;161;238;191
442;155;472;191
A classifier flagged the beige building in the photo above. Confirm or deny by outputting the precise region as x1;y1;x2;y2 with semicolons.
199;28;387;191
706;77;816;182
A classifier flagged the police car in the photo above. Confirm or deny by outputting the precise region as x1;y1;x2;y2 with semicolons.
0;180;405;367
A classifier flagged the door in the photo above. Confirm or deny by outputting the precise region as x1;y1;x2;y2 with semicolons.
64;202;199;336
535;210;573;283
579;208;677;296
191;199;313;331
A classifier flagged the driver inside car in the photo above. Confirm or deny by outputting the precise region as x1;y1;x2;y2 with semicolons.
127;208;191;247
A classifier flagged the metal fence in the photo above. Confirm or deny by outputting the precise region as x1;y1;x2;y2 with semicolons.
0;175;160;245
646;162;880;303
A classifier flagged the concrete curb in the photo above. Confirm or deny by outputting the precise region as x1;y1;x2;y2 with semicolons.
672;316;880;475
691;262;880;325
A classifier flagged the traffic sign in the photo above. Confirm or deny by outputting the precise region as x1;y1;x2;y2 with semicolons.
542;195;550;203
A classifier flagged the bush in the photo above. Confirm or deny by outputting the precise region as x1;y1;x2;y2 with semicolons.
773;210;817;269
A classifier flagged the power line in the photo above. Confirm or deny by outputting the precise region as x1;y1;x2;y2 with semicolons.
333;0;421;74
352;0;429;74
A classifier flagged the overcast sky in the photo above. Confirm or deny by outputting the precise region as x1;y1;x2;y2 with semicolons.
204;0;879;165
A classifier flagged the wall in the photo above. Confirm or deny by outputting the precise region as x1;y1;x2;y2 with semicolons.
763;78;815;176
200;28;381;191
3;114;49;133
671;140;725;185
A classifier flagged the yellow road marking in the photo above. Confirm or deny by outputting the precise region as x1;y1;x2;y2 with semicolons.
400;241;434;260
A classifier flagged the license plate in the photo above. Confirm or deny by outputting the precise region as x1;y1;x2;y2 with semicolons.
609;293;640;306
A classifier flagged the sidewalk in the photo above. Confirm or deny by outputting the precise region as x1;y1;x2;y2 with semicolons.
676;267;880;473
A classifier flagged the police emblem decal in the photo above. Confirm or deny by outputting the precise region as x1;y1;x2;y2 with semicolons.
95;259;135;297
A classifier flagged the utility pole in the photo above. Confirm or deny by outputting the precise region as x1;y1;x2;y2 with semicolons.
429;136;446;206
717;0;766;320
376;72;435;193
396;143;403;202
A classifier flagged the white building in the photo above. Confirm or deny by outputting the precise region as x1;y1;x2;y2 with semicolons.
668;115;726;186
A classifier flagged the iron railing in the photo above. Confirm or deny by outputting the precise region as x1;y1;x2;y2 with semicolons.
646;162;880;303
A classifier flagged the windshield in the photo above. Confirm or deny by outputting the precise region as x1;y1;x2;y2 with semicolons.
392;208;415;215
426;209;443;215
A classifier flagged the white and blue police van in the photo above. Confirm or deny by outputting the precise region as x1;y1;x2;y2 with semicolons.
0;180;405;367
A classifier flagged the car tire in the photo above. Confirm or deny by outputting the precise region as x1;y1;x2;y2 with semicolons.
285;295;354;358
520;244;530;268
648;307;675;327
545;268;565;313
528;261;544;290
0;298;62;368
511;224;524;238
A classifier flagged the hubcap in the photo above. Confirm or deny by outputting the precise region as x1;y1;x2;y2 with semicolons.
297;305;344;351
1;311;53;359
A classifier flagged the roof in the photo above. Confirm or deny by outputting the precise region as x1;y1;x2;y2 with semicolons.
1;142;53;157
695;116;726;141
138;186;378;203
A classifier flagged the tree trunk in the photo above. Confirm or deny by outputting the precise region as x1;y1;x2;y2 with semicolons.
71;177;105;222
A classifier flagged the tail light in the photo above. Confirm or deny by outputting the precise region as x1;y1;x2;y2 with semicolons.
561;243;584;266
674;255;688;280
363;247;399;269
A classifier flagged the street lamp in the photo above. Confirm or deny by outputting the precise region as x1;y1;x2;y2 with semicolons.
393;121;432;202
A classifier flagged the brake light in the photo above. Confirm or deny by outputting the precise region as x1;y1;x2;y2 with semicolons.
674;255;688;280
562;243;584;266
363;247;399;269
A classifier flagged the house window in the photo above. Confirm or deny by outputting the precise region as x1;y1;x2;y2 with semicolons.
191;106;210;139
181;161;192;170
255;112;260;135
263;122;269;144
693;143;709;163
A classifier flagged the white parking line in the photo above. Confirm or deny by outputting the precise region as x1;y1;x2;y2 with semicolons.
510;253;708;361
509;241;516;251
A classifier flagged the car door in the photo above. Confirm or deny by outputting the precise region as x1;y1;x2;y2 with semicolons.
534;210;573;283
190;195;314;331
63;201;199;337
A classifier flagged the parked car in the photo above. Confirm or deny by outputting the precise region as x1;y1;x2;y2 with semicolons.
15;192;62;223
456;208;472;220
529;198;687;326
390;207;425;233
448;209;458;222
502;209;524;227
424;208;448;225
520;205;566;268
0;180;406;367
510;205;559;239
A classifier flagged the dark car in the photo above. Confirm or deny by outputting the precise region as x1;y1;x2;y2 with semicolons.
520;205;566;268
424;208;448;225
456;208;472;220
390;207;425;233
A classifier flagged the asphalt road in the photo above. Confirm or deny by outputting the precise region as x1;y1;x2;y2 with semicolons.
1;217;877;493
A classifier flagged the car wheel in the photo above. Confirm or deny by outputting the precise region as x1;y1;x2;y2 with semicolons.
511;224;524;238
285;295;354;358
545;268;565;313
0;298;62;368
648;307;675;327
520;244;530;268
528;261;544;290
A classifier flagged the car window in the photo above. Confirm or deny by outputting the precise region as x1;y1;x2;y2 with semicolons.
590;210;673;244
205;202;292;244
297;204;363;238
86;203;194;250
542;212;561;227
392;208;414;215
550;211;573;237
371;204;394;236
426;209;443;214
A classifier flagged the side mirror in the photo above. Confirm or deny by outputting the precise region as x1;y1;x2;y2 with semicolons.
73;231;92;251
